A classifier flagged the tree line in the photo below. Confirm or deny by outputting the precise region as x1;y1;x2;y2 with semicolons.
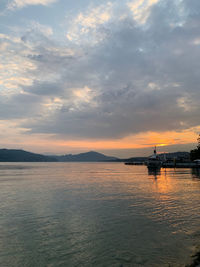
190;134;200;161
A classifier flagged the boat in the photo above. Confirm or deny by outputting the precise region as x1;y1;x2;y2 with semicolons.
146;147;162;169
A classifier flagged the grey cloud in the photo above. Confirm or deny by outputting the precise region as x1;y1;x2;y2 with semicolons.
23;81;65;96
2;0;200;139
0;93;44;119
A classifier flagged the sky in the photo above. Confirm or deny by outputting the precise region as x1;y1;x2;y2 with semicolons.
0;0;200;157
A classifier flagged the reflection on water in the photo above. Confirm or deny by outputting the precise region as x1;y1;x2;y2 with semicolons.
192;168;200;179
0;163;200;267
148;168;161;178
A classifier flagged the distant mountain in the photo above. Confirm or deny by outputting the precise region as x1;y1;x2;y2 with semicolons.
54;151;118;162
159;151;190;160
0;148;190;162
122;152;190;163
0;149;118;162
0;149;56;162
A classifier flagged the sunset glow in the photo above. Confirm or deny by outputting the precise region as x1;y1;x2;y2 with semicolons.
0;0;200;156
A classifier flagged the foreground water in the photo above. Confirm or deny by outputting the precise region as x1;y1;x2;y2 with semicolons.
0;163;200;267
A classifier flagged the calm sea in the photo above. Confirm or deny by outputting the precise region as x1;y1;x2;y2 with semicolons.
0;163;200;267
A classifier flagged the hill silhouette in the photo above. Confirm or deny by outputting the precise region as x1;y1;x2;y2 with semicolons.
0;148;191;162
54;151;118;162
0;149;56;162
0;149;118;162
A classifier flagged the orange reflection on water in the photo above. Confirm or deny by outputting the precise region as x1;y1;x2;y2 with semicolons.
148;169;176;195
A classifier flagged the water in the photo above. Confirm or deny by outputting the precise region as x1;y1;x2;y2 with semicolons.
0;163;200;267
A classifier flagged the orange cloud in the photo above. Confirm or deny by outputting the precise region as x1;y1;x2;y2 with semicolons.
47;127;200;152
0;119;199;154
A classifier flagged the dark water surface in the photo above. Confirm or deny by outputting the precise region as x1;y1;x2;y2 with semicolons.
0;163;200;267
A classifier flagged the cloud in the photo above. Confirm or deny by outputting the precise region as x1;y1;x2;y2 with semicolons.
128;0;160;24
1;0;200;143
29;21;53;37
66;2;113;44
7;0;58;10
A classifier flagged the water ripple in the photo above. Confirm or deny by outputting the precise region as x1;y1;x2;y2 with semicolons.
0;163;200;266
